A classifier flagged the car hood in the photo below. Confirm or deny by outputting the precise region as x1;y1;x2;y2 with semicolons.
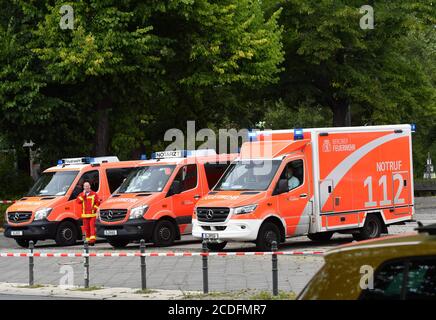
6;196;65;213
99;193;162;210
197;191;268;208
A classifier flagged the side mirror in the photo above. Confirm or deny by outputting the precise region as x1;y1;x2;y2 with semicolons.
274;179;288;195
168;180;182;197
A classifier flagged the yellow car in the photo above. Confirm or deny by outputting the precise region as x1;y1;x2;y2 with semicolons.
298;223;436;300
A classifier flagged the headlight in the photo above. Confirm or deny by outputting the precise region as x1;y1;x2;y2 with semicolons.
34;208;53;220
129;205;148;219
233;204;258;215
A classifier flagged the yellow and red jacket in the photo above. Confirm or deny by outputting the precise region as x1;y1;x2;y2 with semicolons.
76;191;100;218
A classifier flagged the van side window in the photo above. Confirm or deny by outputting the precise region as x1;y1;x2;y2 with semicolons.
174;164;197;192
277;159;304;192
69;170;100;200
204;162;231;189
106;168;135;194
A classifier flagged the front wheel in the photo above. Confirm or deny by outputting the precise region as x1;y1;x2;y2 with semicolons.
353;215;383;241
206;241;227;251
55;221;78;246
15;239;38;248
256;222;281;251
152;220;177;247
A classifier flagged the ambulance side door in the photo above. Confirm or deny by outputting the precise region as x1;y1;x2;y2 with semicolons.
275;159;310;236
167;164;200;225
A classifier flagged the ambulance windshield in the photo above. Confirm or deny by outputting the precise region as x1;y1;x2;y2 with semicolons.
27;171;78;196
118;165;176;193
214;160;281;191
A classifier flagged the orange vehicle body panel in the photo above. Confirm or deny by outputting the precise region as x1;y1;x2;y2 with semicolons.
96;153;238;242
4;160;141;242
192;125;414;242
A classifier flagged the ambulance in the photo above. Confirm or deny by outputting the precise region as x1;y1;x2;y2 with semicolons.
4;157;140;247
96;150;237;248
192;125;415;251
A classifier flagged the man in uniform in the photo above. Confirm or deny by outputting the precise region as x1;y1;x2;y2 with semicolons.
286;166;300;191
76;181;100;245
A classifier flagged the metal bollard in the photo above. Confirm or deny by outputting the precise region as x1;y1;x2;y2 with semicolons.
271;241;278;296
84;241;90;288
29;240;34;286
140;239;147;290
202;240;209;294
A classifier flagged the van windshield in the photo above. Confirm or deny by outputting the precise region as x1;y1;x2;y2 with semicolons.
117;165;176;193
214;160;282;191
27;171;78;196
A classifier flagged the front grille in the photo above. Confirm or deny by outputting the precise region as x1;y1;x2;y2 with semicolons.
99;209;128;222
197;207;230;223
8;212;32;223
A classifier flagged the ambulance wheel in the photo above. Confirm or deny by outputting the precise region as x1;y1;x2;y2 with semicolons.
152;220;176;247
307;232;334;242
108;239;129;248
256;222;281;251
55;221;78;246
206;242;227;251
15;239;37;248
353;215;383;241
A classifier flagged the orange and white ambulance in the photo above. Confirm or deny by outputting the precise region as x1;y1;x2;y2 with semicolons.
192;125;415;251
96;150;237;248
4;157;140;247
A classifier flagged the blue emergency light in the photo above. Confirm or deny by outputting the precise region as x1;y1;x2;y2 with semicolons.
411;123;416;133
248;129;258;142
140;154;147;160
294;128;304;140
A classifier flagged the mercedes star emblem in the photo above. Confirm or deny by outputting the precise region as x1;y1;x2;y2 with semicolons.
206;209;214;220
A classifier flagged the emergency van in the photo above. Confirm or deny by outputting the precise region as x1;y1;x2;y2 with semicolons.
4;157;140;247
96;150;237;248
192;125;414;251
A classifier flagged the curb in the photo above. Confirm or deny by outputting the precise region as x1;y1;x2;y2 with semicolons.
0;282;200;300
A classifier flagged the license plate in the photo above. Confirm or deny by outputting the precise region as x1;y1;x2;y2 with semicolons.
202;233;219;240
11;231;23;236
104;230;117;236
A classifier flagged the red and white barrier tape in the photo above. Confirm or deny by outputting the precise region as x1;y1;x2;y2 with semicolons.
0;250;325;258
0;200;16;204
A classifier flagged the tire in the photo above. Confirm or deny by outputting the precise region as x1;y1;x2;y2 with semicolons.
353;215;383;241
206;241;227;251
15;239;37;248
152;220;177;247
108;239;130;248
256;222;281;251
55;221;78;246
307;232;334;242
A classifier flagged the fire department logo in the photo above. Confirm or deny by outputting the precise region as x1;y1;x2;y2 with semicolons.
322;140;332;153
107;210;113;220
206;209;214;220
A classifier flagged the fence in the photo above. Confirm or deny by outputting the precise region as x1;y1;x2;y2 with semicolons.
0;240;325;296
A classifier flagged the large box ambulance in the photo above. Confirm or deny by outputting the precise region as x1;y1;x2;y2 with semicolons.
192;125;414;251
4;157;140;247
96;150;238;248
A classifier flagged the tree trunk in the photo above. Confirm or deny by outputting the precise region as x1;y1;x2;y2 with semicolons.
94;99;111;156
331;99;351;127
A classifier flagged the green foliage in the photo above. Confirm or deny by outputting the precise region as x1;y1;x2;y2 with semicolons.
0;154;33;199
0;0;434;178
